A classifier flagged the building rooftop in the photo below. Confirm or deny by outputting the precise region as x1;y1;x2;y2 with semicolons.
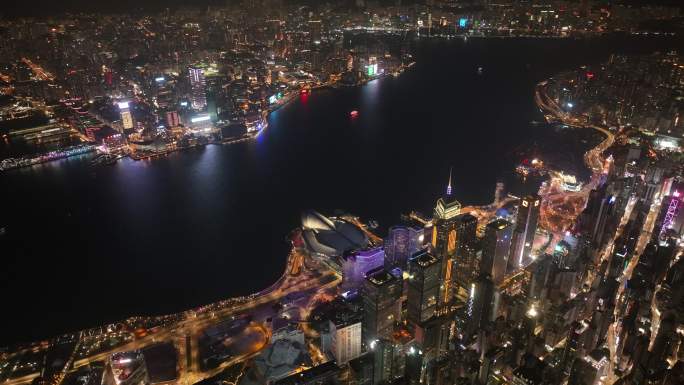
273;362;340;385
487;218;512;231
409;251;438;268
434;195;461;221
365;268;396;287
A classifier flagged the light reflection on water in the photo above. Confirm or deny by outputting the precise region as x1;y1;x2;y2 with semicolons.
1;35;682;346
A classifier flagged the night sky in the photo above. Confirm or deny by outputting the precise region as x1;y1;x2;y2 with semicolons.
2;0;333;18
2;0;232;17
2;0;683;18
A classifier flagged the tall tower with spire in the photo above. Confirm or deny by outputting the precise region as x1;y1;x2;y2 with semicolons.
434;168;461;221
431;169;463;308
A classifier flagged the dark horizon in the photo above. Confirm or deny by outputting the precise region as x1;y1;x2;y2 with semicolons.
2;0;683;18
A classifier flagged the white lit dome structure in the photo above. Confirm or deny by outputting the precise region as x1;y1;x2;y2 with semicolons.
301;210;369;256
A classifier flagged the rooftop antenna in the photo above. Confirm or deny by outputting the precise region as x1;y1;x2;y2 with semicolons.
446;167;453;196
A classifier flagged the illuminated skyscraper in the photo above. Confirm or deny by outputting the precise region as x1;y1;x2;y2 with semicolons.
481;219;513;285
308;20;322;44
452;213;478;289
509;195;540;271
341;247;385;291
188;66;207;110
370;339;395;385
431;170;461;307
165;110;180;128
654;187;683;241
406;250;440;325
362;268;402;342
464;275;495;341
384;225;424;270
568;349;609;385
329;319;362;364
117;101;134;131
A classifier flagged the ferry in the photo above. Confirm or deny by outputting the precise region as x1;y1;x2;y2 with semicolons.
90;153;120;167
350;110;359;118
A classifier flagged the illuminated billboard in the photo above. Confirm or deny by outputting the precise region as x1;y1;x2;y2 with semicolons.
117;101;130;109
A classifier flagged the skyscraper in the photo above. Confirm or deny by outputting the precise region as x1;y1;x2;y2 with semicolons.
431;170;461;307
188;66;207;111
413;315;451;360
464;275;495;341
165;110;180;128
654;187;683;241
117;101;134;131
481;219;513;285
370;339;395;385
509;195;540;271
585;187;611;243
406;250;440;325
384;225;424;270
308;20;322;44
568;349;610;385
453;213;478;290
362;268;402;342
329;319;362;364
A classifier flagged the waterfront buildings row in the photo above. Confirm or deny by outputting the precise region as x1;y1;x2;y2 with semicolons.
0;2;414;163
545;52;684;139
2;0;682;163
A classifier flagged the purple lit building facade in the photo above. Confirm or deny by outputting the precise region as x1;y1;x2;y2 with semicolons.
384;225;424;270
341;247;385;291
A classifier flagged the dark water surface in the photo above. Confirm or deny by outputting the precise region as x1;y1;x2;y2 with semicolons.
2;35;682;346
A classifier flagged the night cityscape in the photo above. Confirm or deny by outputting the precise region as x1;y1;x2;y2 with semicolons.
2;1;684;385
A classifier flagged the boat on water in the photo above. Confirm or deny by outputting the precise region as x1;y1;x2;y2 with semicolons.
350;110;359;118
477;67;484;75
90;153;120;167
